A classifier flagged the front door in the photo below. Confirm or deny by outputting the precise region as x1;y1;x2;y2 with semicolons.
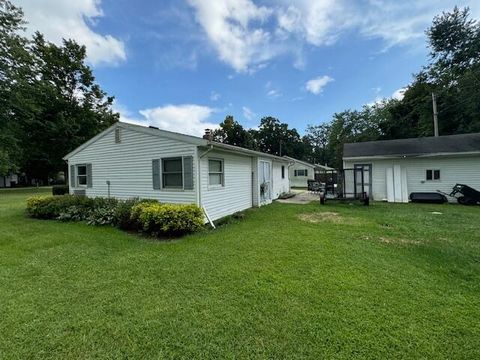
259;160;271;203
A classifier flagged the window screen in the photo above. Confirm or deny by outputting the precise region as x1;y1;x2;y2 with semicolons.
77;165;87;186
162;158;183;188
209;159;224;186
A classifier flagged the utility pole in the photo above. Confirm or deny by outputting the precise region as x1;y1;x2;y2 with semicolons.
432;92;439;137
279;139;282;157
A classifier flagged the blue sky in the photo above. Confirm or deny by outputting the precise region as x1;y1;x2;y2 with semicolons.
18;0;480;135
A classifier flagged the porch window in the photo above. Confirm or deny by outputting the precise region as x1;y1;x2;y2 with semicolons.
162;157;183;188
426;169;440;181
76;164;87;186
295;169;308;177
209;159;224;186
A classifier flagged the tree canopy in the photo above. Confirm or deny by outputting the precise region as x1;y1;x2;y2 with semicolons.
0;0;118;181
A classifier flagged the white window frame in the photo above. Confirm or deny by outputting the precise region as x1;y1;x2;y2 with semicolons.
208;158;224;187
162;157;184;189
296;169;307;177
76;164;88;187
426;169;441;181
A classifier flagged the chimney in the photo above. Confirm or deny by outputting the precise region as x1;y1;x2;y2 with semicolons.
203;128;213;141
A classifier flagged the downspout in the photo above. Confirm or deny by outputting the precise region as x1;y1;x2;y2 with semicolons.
198;144;215;228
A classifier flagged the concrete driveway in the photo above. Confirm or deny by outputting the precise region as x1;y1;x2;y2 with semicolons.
277;189;320;204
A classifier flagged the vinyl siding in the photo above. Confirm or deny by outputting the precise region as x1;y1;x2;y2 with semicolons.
288;162;315;187
272;161;290;198
200;150;253;221
344;155;480;202
68;127;197;203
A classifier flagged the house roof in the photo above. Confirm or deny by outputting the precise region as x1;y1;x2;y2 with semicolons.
64;121;290;162
343;133;480;159
283;156;334;170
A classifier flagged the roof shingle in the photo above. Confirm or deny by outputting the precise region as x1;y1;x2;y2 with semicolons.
343;133;480;158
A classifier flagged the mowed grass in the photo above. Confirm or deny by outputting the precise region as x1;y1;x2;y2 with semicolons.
0;188;479;359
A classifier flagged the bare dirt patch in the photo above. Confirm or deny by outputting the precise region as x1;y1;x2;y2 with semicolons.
298;212;344;224
361;235;421;246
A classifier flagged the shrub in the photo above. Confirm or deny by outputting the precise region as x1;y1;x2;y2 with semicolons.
27;195;93;220
87;198;119;226
128;199;159;231
52;185;69;196
134;202;204;236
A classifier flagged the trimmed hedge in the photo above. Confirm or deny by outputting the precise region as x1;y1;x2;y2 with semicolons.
133;202;204;236
52;185;69;195
26;195;93;220
26;195;204;238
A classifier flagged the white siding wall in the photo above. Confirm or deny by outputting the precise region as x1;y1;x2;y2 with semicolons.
200;150;253;221
68;127;197;203
344;155;480;201
289;162;315;187
252;157;259;207
272;161;290;198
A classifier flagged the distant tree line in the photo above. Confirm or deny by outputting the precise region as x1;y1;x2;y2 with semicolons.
213;7;480;169
0;0;118;183
1;2;478;183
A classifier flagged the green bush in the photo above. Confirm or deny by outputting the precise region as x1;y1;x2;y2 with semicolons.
26;195;203;238
27;195;93;220
87;198;119;226
128;199;159;231
52;185;69;196
134;202;204;236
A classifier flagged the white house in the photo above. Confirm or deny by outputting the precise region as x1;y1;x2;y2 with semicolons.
283;156;333;188
343;133;480;202
63;122;291;221
0;173;19;188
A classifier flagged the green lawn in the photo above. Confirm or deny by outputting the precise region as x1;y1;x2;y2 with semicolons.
1;188;479;359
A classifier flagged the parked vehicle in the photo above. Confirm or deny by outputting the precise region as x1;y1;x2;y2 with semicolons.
441;184;480;205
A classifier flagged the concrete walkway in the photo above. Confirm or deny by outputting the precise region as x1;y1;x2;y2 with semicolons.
277;190;320;204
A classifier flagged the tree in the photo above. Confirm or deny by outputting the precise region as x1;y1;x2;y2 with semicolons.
0;0;31;176
254;116;306;159
212;115;255;149
303;123;331;165
0;1;118;182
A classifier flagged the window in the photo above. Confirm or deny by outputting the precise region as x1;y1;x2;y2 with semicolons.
76;164;87;186
162;157;183;188
295;169;308;177
115;128;121;143
281;165;285;179
426;169;440;181
209;159;224;186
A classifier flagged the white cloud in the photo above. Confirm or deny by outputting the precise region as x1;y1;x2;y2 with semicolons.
187;0;275;72
265;81;282;99
242;106;256;120
187;0;480;71
18;0;126;66
116;103;218;136
392;87;406;100
366;86;407;106
305;75;334;95
210;91;221;101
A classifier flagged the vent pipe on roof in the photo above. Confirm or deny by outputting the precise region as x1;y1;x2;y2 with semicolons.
203;129;213;141
432;92;439;137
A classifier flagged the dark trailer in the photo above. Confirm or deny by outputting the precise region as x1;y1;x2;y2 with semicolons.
319;165;371;205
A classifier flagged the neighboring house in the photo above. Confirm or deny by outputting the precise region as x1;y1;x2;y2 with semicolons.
0;173;19;188
63;122;291;221
283;156;333;188
343;133;480;202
